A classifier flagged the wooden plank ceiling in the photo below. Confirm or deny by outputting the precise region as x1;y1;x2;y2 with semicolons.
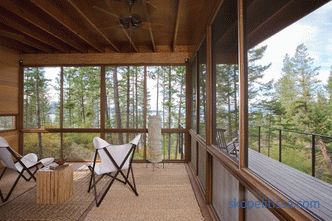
0;0;219;54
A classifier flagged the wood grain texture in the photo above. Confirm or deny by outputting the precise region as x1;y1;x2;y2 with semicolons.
0;46;19;115
36;165;73;204
0;130;19;152
22;52;190;66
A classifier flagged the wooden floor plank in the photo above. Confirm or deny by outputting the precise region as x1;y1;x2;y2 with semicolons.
248;149;332;221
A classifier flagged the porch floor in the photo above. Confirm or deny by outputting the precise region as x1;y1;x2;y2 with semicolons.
0;163;203;221
249;149;332;221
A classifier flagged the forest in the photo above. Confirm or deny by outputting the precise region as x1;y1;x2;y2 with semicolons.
17;42;332;184
23;65;186;161
215;43;332;184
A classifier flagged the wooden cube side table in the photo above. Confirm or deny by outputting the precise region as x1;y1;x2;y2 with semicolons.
36;164;73;204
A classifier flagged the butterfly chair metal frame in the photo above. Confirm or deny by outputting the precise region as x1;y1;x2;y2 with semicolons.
216;128;239;157
88;135;141;207
0;143;50;202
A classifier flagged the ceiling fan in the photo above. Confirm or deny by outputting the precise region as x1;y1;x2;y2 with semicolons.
94;0;154;30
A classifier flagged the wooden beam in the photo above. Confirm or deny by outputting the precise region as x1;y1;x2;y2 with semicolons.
142;0;156;52
205;26;213;205
0;36;36;53
247;0;329;48
238;0;248;169
185;60;192;162
93;7;138;52
100;65;106;139
30;0;104;52
60;67;64;160
172;0;182;52
22;52;190;65
0;24;53;53
66;0;120;52
0;0;86;52
143;66;147;159
0;8;68;52
18;60;24;154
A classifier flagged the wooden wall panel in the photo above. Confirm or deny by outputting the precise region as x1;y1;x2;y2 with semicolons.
191;136;197;172
245;190;279;221
0;46;20;114
198;144;206;190
212;158;239;221
0;131;19;152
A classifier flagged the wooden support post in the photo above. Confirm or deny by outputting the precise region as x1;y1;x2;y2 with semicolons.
100;66;106;139
60;67;64;160
311;135;316;177
143;66;147;160
239;183;246;221
205;25;213;204
278;129;282;162
185;60;192;162
238;0;248;169
18;60;24;154
258;126;261;153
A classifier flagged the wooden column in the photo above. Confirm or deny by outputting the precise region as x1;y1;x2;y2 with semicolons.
100;65;106;139
238;0;248;220
195;54;200;176
238;0;248;169
205;26;213;204
185;60;192;162
143;66;147;160
18;60;24;154
239;183;246;221
60;67;64;160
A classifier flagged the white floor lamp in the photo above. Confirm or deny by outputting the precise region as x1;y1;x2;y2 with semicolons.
147;115;164;170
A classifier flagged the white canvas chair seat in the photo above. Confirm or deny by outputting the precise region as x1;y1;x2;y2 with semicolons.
93;143;132;175
0;136;54;202
88;134;141;207
15;155;54;173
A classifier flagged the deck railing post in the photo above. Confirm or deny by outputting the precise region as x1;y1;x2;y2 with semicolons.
258;126;261;153
279;129;282;162
311;134;316;177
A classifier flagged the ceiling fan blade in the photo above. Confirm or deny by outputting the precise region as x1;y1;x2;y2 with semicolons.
0;30;25;40
93;5;119;19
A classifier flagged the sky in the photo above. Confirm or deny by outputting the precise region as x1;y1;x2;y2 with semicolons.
256;1;332;84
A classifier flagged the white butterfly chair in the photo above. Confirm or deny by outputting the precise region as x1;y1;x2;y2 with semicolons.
88;134;142;207
0;136;54;202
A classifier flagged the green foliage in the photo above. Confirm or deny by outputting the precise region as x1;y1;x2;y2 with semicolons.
23;65;186;161
248;43;332;184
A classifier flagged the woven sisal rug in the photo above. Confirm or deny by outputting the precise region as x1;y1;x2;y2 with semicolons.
0;164;203;221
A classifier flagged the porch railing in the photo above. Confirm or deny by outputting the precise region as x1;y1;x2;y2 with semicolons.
251;126;332;178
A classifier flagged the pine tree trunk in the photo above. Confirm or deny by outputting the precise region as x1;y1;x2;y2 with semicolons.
113;67;123;143
24;74;29;127
35;68;43;158
162;70;166;159
233;65;238;130
168;67;172;160
227;66;233;140
126;66;130;142
135;67;138;128
175;75;183;159
105;95;110;128
81;94;85;124
318;140;332;176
